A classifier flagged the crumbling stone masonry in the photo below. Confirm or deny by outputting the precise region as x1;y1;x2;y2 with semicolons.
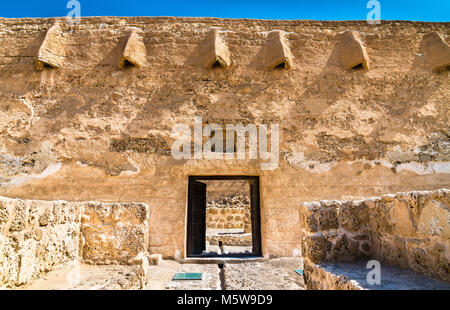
301;189;450;289
0;196;81;288
206;196;252;247
0;196;150;289
204;180;252;246
206;197;251;232
81;202;150;265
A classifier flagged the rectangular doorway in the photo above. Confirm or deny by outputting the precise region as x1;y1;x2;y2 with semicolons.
187;176;262;257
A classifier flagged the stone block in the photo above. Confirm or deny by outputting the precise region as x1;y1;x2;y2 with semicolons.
36;23;65;70
299;204;319;233
422;32;450;72
81;202;150;265
119;29;147;69
302;234;331;263
0;198;12;232
147;253;162;266
9;199;27;232
417;196;449;238
338;31;370;70
201;29;231;68
329;234;367;262
318;206;339;231
338;201;367;233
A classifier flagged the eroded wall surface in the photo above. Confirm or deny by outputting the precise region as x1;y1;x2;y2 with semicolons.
0;196;82;288
205;180;251;232
81;202;150;264
302;259;362;290
300;189;450;283
0;196;150;288
206;196;251;231
0;17;449;258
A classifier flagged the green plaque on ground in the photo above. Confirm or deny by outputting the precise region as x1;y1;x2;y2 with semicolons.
172;273;203;280
295;269;303;276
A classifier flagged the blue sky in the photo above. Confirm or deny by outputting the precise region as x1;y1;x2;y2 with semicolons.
0;0;449;21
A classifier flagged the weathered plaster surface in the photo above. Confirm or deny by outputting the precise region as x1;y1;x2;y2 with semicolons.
0;17;448;258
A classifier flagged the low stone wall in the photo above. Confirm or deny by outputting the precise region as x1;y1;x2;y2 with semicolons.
303;259;361;290
299;200;371;264
0;196;150;288
207;233;252;246
0;197;82;288
369;190;449;282
300;189;450;284
81;202;150;264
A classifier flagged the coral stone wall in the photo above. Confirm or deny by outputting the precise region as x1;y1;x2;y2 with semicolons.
299;189;450;282
0;196;82;288
0;196;150;288
206;233;252;246
81;202;150;264
0;17;448;258
302;259;362;290
204;180;252;247
206;196;251;231
369;190;449;281
299;200;372;263
204;180;250;201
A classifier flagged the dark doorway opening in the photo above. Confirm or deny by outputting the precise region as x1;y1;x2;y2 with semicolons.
187;176;262;257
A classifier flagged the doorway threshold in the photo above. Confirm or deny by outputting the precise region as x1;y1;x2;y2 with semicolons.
181;256;266;264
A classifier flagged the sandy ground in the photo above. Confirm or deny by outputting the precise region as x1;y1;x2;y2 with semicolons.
145;260;185;290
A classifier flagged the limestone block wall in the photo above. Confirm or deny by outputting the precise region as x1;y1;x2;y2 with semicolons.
369;190;449;282
299;189;450;283
204;180;250;202
299;199;372;263
0;196;150;288
206;195;251;231
81;202;150;264
0;196;82;288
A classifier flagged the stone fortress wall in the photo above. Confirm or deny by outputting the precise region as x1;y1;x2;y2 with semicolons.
301;189;450;289
0;17;448;259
